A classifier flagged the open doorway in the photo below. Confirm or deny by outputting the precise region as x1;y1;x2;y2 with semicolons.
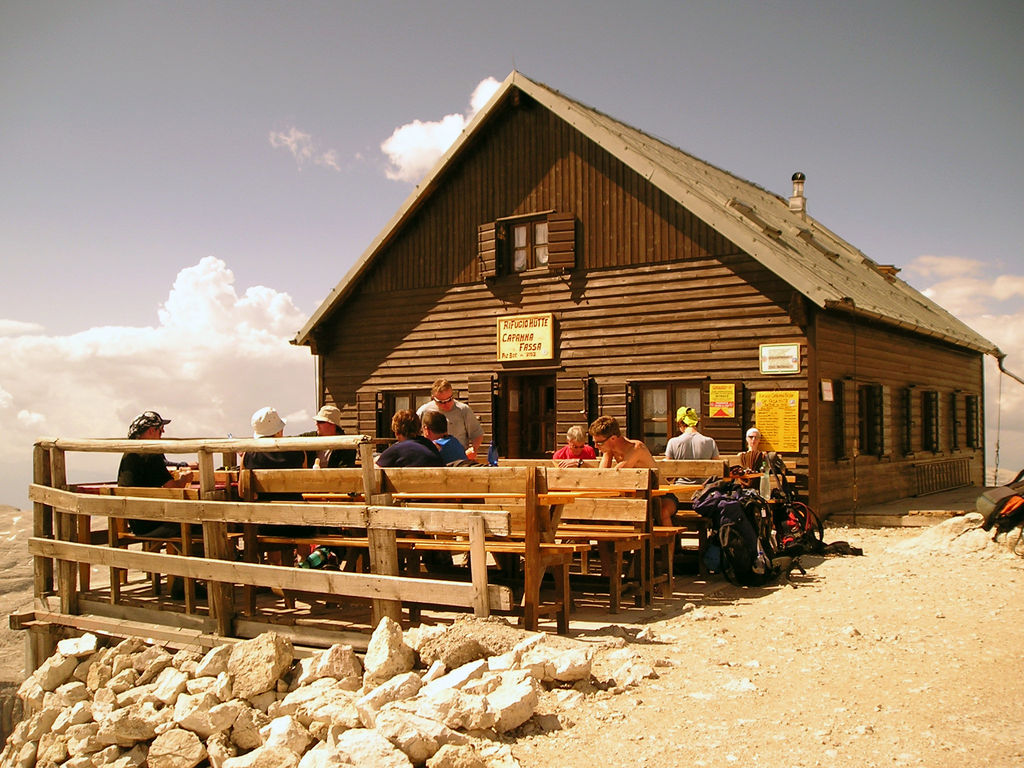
502;373;557;458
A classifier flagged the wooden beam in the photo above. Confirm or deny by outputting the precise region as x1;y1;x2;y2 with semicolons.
27;539;512;611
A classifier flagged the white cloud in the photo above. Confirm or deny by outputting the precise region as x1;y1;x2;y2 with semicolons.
381;76;501;184
269;126;343;172
0;319;44;337
905;254;1024;483
0;257;314;507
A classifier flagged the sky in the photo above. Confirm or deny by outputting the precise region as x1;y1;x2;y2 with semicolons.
1;0;1022;506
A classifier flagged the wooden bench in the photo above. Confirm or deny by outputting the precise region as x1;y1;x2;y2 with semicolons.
654;459;729;577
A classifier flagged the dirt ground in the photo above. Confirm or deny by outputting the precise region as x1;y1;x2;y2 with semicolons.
1;505;1022;767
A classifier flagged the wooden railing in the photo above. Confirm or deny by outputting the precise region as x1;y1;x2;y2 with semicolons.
21;435;528;659
913;457;972;496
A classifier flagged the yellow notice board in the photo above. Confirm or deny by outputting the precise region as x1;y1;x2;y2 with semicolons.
754;390;800;453
708;383;736;418
496;313;554;362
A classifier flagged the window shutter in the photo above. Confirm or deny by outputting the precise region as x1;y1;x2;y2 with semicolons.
478;222;498;279
546;212;576;271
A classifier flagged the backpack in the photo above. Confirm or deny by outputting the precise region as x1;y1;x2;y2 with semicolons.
694;481;778;586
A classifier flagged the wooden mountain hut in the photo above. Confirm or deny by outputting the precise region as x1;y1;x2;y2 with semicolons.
292;71;1000;518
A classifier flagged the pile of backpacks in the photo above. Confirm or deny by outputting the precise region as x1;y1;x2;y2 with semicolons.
692;453;859;587
977;468;1024;557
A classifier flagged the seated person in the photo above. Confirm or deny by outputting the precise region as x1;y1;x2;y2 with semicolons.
117;410;194;536
589;415;657;469
739;427;766;470
665;407;720;460
552;425;597;467
243;407;307;470
308;404;357;468
376;410;444;467
421;410;470;464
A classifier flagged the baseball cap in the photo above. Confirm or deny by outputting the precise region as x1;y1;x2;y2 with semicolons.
251;406;286;438
314;405;344;429
128;411;171;438
676;407;699;427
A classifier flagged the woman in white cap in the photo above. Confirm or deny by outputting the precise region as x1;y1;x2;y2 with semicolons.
242;406;306;470
740;427;765;470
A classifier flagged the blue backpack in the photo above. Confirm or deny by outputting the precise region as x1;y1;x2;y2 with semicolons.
694;481;777;586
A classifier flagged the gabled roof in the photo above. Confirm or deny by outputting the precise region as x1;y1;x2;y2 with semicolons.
294;71;999;357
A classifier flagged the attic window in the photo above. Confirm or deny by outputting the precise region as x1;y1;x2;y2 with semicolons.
478;212;576;278
512;218;548;271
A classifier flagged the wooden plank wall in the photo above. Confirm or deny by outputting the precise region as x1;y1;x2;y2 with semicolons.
813;313;985;514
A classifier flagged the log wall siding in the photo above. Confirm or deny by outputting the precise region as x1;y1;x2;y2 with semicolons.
812;312;985;514
320;254;808;456
354;96;733;296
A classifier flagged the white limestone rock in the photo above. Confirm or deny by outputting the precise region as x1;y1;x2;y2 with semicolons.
275;677;361;731
229;633;294;701
151;666;190;705
196;644;233;678
355;670;423;728
297;741;355;767
374;707;470;765
96;701;168;747
420;659;488;699
518;646;593;683
147;728;207;768
426;743;487;768
51;699;93;734
65;722;104;756
33;652;79;691
206;731;238;768
487;671;541;733
259;714;313;755
57;633;100;658
36;731;70;765
331;727;414;768
230;703;271;751
221;744;302;768
363;617;415;689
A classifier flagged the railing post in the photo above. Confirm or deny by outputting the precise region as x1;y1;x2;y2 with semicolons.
31;444;53;597
199;449;234;637
49;446;78;615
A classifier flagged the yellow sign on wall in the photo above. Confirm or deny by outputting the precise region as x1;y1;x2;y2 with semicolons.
497;313;555;362
708;383;736;418
754;390;800;453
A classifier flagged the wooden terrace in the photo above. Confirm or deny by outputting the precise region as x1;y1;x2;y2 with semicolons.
15;435;728;664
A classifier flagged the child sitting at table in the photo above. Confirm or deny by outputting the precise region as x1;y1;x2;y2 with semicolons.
552;425;597;467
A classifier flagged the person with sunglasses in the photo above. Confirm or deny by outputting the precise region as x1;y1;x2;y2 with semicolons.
416;378;484;460
117;410;194;536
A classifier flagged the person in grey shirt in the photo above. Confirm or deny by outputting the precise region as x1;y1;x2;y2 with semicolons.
416;378;484;460
665;406;720;460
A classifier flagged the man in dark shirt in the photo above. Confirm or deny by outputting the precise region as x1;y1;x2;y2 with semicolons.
117;410;193;535
376;410;444;467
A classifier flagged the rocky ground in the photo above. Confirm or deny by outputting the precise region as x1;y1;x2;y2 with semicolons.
1;505;1022;767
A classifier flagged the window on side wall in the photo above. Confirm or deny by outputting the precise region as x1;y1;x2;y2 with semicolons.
857;383;884;457
922;390;940;452
965;394;980;449
376;390;432;437
630;382;702;455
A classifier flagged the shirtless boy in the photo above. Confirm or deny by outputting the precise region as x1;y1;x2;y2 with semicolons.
589;415;657;469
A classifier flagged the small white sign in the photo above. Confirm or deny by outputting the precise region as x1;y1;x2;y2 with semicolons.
497;313;554;362
759;343;800;375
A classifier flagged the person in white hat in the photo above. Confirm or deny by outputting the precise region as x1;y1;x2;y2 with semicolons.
242;407;306;469
311;404;356;468
740;427;766;470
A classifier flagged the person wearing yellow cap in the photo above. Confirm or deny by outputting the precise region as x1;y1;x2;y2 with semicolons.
665;407;720;460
